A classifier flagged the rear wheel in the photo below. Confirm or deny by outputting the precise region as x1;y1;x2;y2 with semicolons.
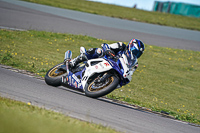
85;74;119;98
45;63;67;87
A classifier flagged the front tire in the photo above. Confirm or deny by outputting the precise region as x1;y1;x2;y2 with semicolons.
45;63;66;87
85;75;119;98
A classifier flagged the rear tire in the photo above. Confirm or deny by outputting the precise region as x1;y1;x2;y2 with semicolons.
85;75;119;98
45;63;66;87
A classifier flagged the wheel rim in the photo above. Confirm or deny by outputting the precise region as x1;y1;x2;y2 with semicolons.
48;64;65;77
88;77;114;92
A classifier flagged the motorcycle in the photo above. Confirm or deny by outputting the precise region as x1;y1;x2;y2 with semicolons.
45;49;138;98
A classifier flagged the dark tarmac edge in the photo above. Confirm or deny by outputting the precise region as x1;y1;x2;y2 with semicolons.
1;64;199;128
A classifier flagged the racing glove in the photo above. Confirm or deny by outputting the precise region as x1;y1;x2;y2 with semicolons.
105;49;118;62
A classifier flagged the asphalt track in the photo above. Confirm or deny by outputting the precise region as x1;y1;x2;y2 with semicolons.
0;0;200;133
1;67;200;133
1;0;200;51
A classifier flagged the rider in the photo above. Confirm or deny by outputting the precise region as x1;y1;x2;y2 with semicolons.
69;38;145;81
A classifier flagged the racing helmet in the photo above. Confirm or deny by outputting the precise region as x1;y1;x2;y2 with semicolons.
127;39;145;59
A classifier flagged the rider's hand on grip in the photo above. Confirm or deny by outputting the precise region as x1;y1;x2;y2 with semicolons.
105;49;115;58
105;49;118;62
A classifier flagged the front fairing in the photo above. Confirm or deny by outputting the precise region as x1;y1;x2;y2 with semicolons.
122;50;138;69
115;51;138;84
104;55;132;86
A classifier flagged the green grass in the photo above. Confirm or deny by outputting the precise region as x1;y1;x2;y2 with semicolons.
22;0;200;31
0;29;200;125
0;97;118;133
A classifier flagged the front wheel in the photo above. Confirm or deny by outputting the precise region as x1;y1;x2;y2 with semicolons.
45;62;67;87
85;74;119;98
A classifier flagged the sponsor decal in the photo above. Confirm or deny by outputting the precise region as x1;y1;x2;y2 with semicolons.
99;63;104;68
78;83;81;88
104;62;110;67
95;65;98;69
68;74;82;88
72;74;80;83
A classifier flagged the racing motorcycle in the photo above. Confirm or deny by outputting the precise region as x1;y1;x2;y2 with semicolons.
45;49;138;98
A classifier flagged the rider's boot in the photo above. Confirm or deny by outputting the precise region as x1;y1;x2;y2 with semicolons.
69;53;88;68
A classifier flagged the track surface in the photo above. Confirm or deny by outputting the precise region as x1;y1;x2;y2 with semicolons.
0;0;200;51
0;67;199;133
0;0;200;133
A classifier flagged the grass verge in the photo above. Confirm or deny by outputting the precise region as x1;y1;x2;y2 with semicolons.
0;97;118;133
22;0;200;31
0;29;200;125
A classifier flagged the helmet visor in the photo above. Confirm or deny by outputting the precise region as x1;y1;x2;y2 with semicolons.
132;49;142;58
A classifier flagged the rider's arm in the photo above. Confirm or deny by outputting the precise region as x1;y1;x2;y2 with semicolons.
101;42;126;62
101;43;117;60
101;42;126;52
108;42;126;52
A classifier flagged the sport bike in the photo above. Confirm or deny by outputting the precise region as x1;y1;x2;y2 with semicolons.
45;50;138;98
